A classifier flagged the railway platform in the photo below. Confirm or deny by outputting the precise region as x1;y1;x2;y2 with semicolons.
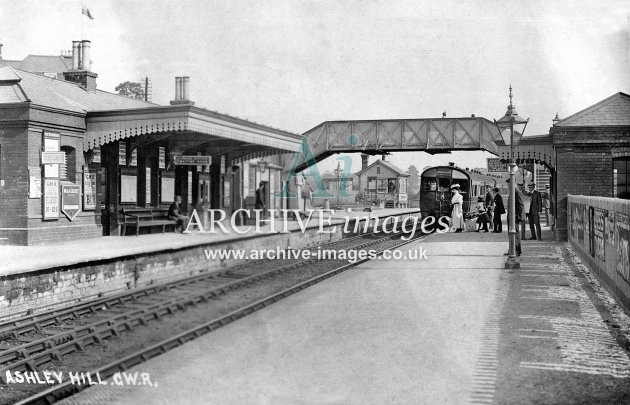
0;208;420;321
57;224;630;404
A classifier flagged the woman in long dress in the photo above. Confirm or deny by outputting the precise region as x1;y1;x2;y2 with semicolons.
450;184;465;232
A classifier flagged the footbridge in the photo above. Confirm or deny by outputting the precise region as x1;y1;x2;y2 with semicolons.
290;117;503;172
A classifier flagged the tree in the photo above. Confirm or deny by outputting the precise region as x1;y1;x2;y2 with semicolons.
115;81;145;100
406;165;420;189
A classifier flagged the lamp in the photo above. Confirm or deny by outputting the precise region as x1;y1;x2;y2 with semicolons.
334;161;342;208
257;159;269;174
494;85;529;269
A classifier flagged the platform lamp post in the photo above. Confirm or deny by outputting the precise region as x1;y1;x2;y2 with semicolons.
334;161;342;208
494;85;529;269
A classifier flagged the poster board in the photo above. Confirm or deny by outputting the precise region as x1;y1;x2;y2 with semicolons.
159;147;166;169
593;208;605;261
83;167;96;210
616;213;629;283
29;167;42;198
92;147;101;164
223;177;231;207
120;167;137;204
119;142;127;166
161;171;175;204
43;179;59;220
61;184;81;221
43;134;60;178
129;148;138;166
146;168;152;205
187;171;193;204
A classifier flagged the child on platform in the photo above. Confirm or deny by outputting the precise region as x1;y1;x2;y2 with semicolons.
475;197;491;232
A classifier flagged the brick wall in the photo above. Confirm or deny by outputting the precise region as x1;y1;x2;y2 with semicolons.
555;145;614;240
0;109;103;245
551;124;630;240
0;105;30;244
568;195;630;314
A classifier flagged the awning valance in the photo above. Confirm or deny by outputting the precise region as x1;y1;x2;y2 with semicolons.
84;105;301;154
496;134;555;168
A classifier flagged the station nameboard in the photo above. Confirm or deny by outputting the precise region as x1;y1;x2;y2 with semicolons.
174;155;212;165
41;151;66;165
487;158;507;173
61;184;81;221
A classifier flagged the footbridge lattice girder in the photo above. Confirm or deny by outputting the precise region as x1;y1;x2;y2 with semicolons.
291;117;502;172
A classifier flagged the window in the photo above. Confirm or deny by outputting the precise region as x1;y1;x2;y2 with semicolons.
60;146;76;182
367;176;377;190
376;166;381;174
614;158;630;199
399;178;407;194
377;179;388;193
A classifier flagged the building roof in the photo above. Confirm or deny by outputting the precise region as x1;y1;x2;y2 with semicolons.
0;54;72;73
356;159;410;176
554;92;630;127
0;66;156;112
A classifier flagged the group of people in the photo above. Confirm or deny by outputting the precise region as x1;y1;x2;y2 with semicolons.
449;182;552;247
450;184;505;233
507;181;551;256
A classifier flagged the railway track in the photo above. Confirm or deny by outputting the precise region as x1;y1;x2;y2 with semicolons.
2;229;427;404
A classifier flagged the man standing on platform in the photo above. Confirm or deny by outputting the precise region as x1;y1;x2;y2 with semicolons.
526;183;542;240
484;185;494;224
542;184;551;226
491;187;505;233
255;182;266;219
517;182;529;240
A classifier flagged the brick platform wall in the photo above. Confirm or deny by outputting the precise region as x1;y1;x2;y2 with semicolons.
568;195;630;315
0;211;421;321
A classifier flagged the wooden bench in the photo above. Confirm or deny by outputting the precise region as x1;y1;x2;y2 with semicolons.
121;207;177;236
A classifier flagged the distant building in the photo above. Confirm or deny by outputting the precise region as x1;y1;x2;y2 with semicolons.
356;157;409;208
0;42;73;79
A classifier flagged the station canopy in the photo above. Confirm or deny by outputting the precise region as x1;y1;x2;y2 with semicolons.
85;105;301;163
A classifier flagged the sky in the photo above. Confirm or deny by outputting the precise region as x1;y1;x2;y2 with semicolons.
1;0;629;174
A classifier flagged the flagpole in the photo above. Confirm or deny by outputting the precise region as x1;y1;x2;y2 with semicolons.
80;1;83;40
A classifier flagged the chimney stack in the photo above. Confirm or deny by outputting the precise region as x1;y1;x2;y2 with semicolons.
72;41;80;69
361;153;369;170
170;76;194;105
63;40;98;91
80;40;91;70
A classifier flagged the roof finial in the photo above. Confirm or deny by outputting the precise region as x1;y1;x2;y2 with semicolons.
508;84;513;108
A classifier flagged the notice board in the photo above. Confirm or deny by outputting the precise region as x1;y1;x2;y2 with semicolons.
83;167;96;210
120;167;137;204
161;171;175;204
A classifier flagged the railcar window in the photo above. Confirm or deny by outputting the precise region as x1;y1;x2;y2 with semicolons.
438;177;450;191
423;169;437;177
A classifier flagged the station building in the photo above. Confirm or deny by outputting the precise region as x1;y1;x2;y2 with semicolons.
496;92;630;240
550;92;630;240
0;41;300;245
